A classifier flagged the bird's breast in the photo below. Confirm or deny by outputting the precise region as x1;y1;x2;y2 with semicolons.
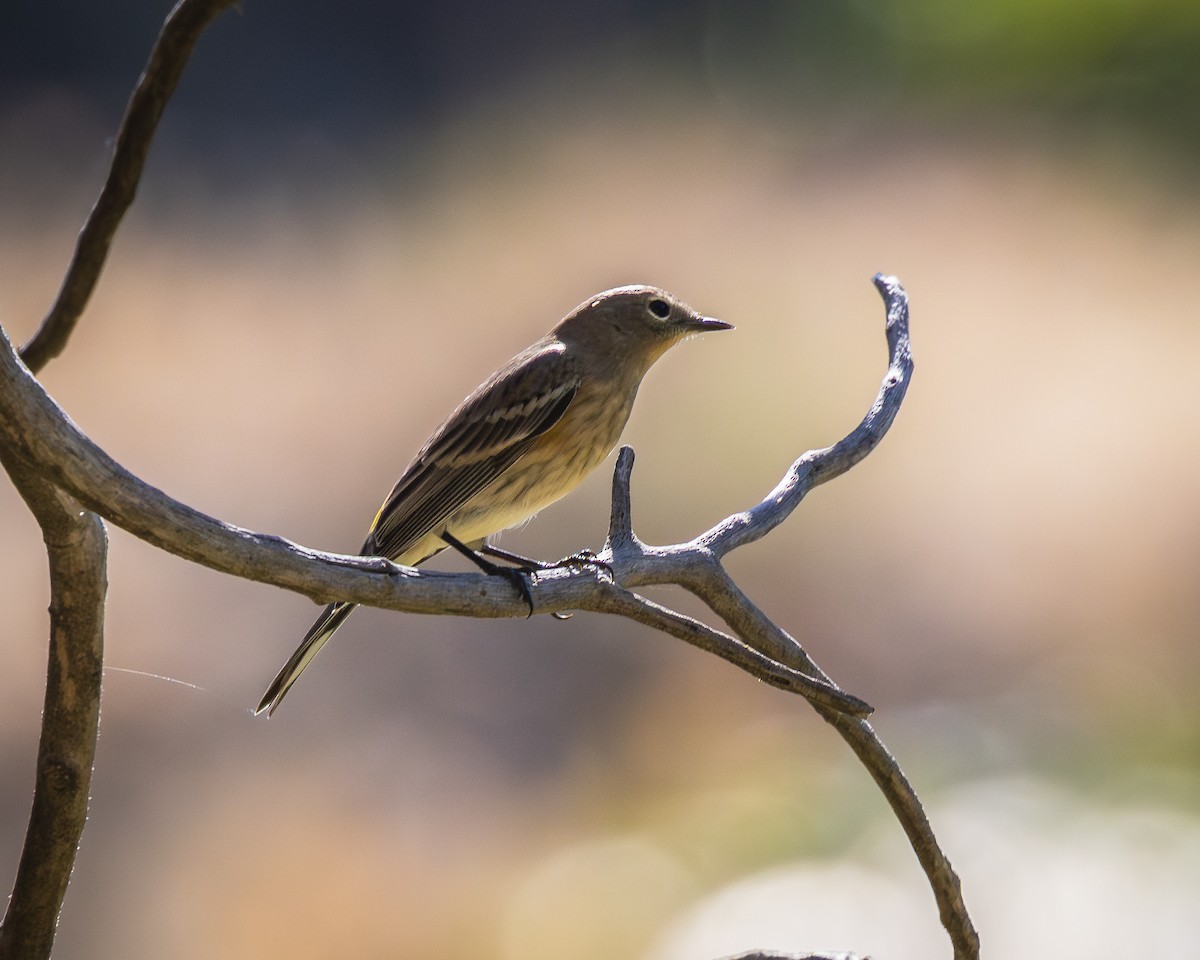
442;377;638;544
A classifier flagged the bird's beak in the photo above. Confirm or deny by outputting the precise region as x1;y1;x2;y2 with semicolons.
683;315;734;333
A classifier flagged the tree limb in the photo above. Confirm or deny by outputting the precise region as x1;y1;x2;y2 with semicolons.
18;0;239;374
0;451;107;960
580;581;869;715
697;274;913;558
818;710;977;960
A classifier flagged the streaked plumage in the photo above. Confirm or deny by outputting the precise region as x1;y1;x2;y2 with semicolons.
256;285;730;715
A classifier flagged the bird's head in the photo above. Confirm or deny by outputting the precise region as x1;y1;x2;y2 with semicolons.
555;285;732;370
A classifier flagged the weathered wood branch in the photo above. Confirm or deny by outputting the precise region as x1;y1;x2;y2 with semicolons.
0;272;976;957
0;452;107;960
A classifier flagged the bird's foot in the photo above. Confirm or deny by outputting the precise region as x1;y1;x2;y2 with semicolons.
442;533;535;617
471;542;613;620
490;564;536;619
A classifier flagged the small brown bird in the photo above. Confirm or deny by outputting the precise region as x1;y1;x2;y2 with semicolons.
256;285;731;715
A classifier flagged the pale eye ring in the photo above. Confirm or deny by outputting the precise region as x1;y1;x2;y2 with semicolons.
647;297;671;320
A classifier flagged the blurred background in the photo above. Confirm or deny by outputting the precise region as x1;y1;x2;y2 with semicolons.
2;1;1200;957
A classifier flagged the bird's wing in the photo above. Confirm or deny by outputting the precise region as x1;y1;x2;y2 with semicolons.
363;341;580;561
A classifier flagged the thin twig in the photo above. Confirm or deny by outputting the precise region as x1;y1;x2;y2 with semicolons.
18;0;239;373
584;583;871;715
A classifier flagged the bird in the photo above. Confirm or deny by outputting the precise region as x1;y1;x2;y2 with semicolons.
255;285;731;715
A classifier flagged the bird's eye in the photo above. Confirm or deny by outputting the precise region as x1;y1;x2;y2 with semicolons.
647;298;671;320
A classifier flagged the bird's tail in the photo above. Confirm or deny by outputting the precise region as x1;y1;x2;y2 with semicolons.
255;601;358;716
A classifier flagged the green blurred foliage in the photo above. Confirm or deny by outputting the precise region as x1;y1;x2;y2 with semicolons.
707;0;1200;153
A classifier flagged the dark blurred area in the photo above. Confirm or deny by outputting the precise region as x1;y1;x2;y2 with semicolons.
2;1;707;199
5;1;1200;180
3;2;1200;958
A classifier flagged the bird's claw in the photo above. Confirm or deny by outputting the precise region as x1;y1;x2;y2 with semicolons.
494;566;536;618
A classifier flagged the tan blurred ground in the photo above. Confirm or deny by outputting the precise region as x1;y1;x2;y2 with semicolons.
3;86;1200;958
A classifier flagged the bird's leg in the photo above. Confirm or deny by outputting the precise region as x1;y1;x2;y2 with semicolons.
477;543;575;620
441;532;535;618
481;543;613;580
478;543;554;571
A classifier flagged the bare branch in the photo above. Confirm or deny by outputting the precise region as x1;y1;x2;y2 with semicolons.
0;452;106;960
18;0;239;373
699;274;912;558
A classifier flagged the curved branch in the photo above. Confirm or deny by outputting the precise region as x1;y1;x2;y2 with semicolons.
4;6;229;956
0;454;106;960
18;0;239;373
818;711;978;960
700;274;912;558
